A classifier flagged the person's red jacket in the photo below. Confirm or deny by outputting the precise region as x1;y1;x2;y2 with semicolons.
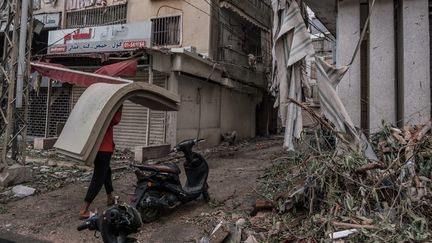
99;108;122;153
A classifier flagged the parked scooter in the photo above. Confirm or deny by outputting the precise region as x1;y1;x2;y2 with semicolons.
131;138;210;223
77;204;142;243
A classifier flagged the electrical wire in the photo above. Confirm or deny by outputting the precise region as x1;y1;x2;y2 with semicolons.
182;0;211;16
308;20;335;43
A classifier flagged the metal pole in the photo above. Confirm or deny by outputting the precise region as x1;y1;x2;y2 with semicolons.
145;56;153;146
2;0;21;165
16;0;29;108
21;0;34;164
44;80;52;138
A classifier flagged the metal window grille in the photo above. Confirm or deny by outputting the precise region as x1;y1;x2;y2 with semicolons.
28;87;71;137
151;15;181;46
66;4;127;28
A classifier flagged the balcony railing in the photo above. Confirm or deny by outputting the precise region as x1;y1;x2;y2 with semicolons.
65;4;127;28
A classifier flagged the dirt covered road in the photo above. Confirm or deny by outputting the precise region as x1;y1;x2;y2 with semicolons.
0;137;285;243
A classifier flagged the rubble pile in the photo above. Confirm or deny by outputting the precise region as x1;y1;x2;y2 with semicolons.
0;161;90;204
250;121;432;242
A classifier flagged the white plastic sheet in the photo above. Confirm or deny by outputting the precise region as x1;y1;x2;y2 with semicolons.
271;0;314;150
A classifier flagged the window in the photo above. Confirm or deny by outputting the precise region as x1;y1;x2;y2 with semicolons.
66;4;127;28
151;15;181;46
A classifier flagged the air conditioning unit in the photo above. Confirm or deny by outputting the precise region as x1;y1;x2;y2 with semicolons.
184;46;197;53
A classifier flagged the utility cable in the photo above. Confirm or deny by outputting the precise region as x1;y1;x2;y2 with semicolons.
349;0;376;65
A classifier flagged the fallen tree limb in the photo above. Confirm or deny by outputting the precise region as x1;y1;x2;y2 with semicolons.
287;98;352;149
355;162;386;173
330;221;378;230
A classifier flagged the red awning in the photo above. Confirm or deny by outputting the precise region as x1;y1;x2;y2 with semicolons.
31;58;138;87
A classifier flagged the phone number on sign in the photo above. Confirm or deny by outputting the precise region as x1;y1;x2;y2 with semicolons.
123;41;146;49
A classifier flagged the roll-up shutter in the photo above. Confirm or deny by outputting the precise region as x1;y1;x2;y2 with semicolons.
114;70;150;149
113;100;149;149
148;77;168;145
114;69;169;149
72;85;87;108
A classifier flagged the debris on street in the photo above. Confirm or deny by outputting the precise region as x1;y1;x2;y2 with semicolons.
221;131;237;146
184;120;432;242
0;148;133;206
12;185;36;198
246;120;432;242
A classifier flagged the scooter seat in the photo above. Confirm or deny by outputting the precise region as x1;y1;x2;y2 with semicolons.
143;163;181;174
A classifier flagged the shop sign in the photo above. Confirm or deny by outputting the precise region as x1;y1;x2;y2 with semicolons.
34;12;61;29
47;21;151;54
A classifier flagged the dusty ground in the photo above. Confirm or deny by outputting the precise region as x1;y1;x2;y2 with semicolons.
0;136;285;243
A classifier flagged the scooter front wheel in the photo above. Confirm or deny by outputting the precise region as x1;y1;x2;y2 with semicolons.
139;207;160;223
137;190;161;223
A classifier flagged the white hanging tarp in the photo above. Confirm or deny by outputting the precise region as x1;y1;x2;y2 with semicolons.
270;0;314;150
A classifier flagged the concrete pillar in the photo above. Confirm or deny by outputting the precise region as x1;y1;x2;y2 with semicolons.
336;0;361;127
369;0;396;131
166;72;179;147
401;0;431;124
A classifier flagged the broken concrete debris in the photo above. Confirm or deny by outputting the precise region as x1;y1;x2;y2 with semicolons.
221;131;237;146
209;221;230;243
54;82;179;165
12;185;35;198
0;158;97;203
0;164;32;189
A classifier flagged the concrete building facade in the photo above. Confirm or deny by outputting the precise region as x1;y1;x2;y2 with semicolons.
305;0;431;132
25;0;273;149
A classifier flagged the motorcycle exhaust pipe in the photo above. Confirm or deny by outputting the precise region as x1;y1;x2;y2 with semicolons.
141;196;177;210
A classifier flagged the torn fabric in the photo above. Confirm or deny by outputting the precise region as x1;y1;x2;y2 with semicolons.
271;0;314;150
316;56;378;160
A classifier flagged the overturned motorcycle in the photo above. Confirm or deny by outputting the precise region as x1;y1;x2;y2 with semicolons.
77;204;142;243
131;138;210;223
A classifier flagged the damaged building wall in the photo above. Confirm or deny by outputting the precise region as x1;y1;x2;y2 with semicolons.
28;0;271;151
127;0;211;55
176;74;222;147
220;88;257;139
401;0;431;125
333;0;431;131
176;73;259;147
369;0;396;132
336;0;361;128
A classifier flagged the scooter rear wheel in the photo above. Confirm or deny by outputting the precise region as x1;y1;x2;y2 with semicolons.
138;191;161;223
